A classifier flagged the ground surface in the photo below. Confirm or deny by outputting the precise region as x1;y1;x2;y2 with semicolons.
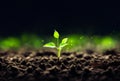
0;49;120;81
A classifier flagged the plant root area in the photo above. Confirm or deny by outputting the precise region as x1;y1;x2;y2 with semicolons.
0;49;120;81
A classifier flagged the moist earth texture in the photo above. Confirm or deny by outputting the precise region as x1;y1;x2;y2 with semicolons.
0;49;120;81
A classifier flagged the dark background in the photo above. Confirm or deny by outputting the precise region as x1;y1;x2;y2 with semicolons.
0;1;120;36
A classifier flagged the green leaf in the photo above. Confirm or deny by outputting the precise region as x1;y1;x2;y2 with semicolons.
59;43;68;48
61;38;68;44
43;42;56;48
53;30;59;39
59;38;68;48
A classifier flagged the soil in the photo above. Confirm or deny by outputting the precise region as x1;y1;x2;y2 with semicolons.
0;49;120;81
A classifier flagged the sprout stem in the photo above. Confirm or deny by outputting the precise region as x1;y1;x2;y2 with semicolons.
57;47;61;58
56;38;59;47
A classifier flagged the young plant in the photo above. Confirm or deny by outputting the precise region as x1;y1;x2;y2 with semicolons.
43;30;68;58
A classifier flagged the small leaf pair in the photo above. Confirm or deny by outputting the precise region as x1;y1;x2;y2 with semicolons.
43;30;68;58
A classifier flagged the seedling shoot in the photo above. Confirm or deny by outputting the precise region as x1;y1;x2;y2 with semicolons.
43;30;68;58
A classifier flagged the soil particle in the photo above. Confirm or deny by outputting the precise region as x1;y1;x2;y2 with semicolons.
86;49;94;54
103;49;117;55
76;53;83;58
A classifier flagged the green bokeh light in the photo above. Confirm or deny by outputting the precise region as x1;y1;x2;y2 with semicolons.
100;37;116;49
0;37;20;49
21;34;43;48
65;35;89;51
0;34;118;51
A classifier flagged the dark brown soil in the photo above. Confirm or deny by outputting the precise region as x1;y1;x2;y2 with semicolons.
0;49;120;81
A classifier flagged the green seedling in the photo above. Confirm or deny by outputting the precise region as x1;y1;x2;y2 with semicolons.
43;30;68;58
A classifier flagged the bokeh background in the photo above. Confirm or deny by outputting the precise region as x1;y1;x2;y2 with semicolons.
0;1;120;37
